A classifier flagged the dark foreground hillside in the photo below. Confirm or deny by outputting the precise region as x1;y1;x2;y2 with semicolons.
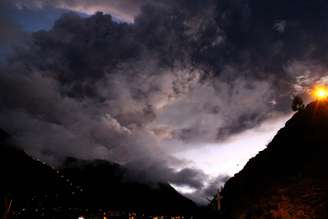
221;101;328;219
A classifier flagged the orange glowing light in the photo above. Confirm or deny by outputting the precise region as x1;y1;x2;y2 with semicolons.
312;85;328;100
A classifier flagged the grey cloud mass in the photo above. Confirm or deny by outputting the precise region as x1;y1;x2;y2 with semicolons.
2;0;328;203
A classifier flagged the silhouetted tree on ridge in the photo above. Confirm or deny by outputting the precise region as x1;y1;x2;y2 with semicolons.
291;95;305;111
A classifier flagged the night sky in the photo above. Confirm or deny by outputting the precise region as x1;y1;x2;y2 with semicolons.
1;0;328;204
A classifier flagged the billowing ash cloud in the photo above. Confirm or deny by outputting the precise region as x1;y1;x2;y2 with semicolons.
2;0;328;203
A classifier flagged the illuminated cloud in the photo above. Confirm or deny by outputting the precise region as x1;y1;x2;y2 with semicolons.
12;0;144;22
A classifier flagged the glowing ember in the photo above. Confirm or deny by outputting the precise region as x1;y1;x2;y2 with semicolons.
312;85;328;100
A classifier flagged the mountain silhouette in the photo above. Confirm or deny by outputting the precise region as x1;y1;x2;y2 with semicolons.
221;101;328;219
0;131;197;218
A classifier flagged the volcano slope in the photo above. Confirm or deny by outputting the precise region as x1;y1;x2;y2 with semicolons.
221;101;328;219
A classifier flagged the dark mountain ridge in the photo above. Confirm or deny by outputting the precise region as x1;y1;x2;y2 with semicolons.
0;131;197;218
221;101;328;218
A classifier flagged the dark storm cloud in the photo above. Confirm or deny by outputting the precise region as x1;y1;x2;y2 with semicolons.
211;0;328;78
2;0;328;200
